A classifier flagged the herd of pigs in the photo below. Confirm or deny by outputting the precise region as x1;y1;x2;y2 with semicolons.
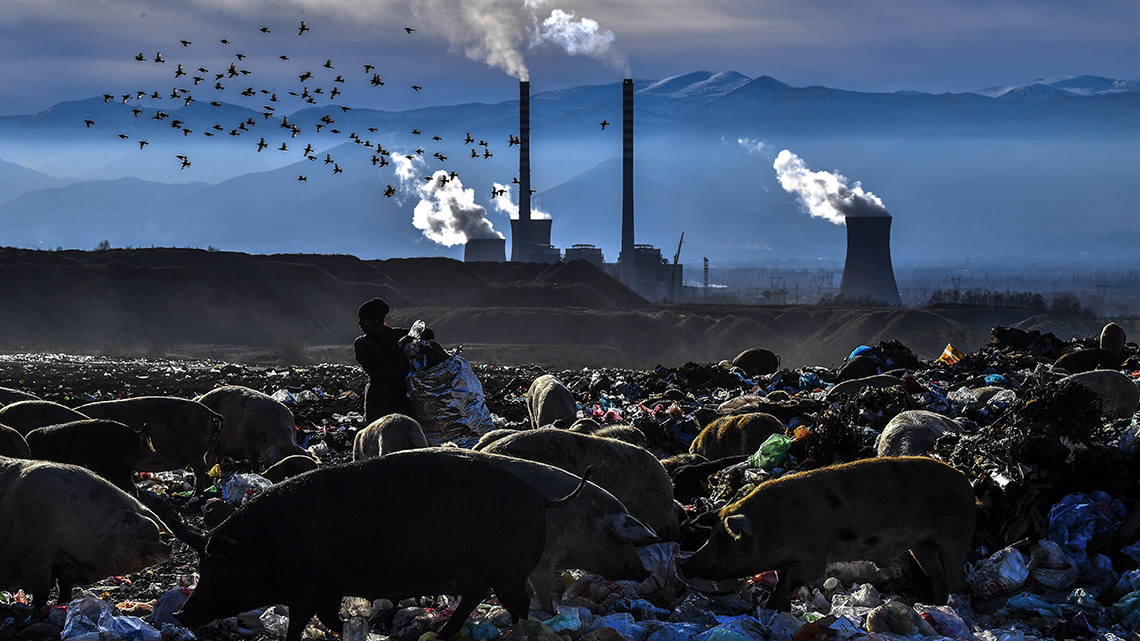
1;321;1140;641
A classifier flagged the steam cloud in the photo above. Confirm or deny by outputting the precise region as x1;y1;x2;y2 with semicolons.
492;182;551;220
392;154;503;246
773;149;890;225
738;138;768;154
532;8;630;75
407;0;627;80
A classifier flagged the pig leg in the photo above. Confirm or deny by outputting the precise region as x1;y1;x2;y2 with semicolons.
910;538;968;603
437;590;483;639
768;561;824;611
285;604;318;641
190;461;210;495
493;580;533;626
525;559;560;612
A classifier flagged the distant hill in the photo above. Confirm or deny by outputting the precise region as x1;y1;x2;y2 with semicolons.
0;247;1122;369
1;71;1138;267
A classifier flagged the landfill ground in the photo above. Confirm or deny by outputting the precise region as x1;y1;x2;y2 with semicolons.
2;326;1140;641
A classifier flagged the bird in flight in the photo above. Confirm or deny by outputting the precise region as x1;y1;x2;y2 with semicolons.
298;175;307;182
257;138;268;152
84;119;94;127
411;85;422;91
298;21;309;35
138;140;149;149
600;120;609;130
405;27;415;34
220;38;229;45
464;133;474;144
176;155;191;170
180;40;191;47
260;27;270;34
384;185;396;197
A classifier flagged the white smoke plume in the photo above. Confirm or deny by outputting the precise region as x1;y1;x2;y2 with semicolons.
407;0;626;80
773;149;890;225
531;8;630;75
738;138;768;154
392;155;503;246
492;182;551;220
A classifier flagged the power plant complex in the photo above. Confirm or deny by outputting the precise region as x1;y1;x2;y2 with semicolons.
465;79;900;306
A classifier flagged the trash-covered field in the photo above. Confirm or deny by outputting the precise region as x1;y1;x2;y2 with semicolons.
2;322;1140;641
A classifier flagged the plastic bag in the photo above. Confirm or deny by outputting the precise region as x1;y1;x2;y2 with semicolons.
938;344;965;366
406;353;495;444
150;587;190;627
62;592;162;641
221;473;272;505
694;616;766;641
1028;539;1080;590
587;613;648;641
965;547;1028;597
1047;493;1117;565
747;433;792;470
1112;590;1140;627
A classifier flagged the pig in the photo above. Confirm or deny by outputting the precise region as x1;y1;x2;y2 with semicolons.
195;385;309;470
678;456;975;610
689;412;784;460
1101;322;1126;356
352;413;428;461
526;375;577;429
591;425;647;448
0;400;90;435
0;386;39;406
478;427;682;542
78;396;223;494
567;417;603;434
876;410;963;458
430;448;656;610
670;455;749;504
475;428;521;450
826;374;903;400
173;449;592;641
24;419;148;495
0;424;30;458
261;454;320;483
0;457;172;609
1060;370;1140;419
732;348;780;377
1054;348;1121;374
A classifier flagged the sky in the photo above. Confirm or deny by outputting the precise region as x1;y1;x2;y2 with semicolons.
1;0;1138;116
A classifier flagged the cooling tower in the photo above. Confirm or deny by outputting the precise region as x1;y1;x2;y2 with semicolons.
838;216;901;305
618;78;636;288
464;237;506;262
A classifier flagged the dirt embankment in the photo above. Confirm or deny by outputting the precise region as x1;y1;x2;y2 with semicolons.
0;247;1125;369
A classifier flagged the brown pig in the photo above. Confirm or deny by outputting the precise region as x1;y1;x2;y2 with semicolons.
78;396;223;494
527;375;577;429
261;454;320;483
352;413;429;461
195;385;309;470
689;412;784;460
479;427;682;541
679;456;975;610
0;400;89;435
0;458;172;609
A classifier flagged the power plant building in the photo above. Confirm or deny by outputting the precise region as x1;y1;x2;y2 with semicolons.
838;216;901;305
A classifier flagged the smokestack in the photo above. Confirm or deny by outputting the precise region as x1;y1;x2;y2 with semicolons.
838;217;901;305
519;80;531;223
511;81;532;262
465;237;506;262
619;78;635;288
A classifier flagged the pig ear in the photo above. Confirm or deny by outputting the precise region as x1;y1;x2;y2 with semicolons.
608;513;658;543
723;514;754;540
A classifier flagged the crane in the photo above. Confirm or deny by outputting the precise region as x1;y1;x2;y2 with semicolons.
673;231;684;265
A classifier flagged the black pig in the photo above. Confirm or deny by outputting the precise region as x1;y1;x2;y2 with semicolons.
174;449;590;641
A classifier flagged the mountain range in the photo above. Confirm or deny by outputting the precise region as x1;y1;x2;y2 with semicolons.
1;71;1138;267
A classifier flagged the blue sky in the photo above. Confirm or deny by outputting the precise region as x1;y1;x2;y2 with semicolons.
1;0;1138;116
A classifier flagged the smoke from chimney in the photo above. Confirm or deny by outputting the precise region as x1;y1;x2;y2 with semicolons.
406;0;626;80
493;182;550;220
773;149;890;225
392;155;503;246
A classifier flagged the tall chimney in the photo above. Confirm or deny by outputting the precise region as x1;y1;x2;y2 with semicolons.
511;80;532;262
837;216;901;305
519;80;531;223
619;78;635;288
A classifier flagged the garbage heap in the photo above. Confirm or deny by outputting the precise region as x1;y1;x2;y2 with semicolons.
2;324;1140;641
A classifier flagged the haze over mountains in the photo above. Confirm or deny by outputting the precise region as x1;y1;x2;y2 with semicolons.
1;71;1138;267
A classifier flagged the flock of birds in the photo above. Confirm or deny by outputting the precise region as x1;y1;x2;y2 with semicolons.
82;20;615;200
